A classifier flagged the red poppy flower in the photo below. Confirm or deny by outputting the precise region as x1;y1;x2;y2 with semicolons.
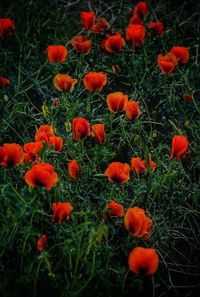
48;136;63;152
133;2;148;16
130;15;144;25
24;141;43;163
0;18;15;38
72;118;91;141
182;95;193;102
37;234;47;252
0;143;24;167
47;45;67;63
24;162;58;190
170;46;189;64
128;247;159;275
52;202;73;223
68;159;79;181
105;162;131;184
148;22;164;36
145;159;157;171
126;24;145;47
131;157;146;175
124;207;152;239
104;200;124;219
157;52;178;74
125;101;141;120
35;124;54;142
91;124;106;144
83;71;107;92
91;17;110;33
171;135;189;159
53;74;78;92
107;92;128;112
104;32;125;53
71;35;92;55
81;11;95;30
0;77;10;88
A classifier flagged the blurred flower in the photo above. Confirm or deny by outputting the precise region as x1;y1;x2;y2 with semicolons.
81;11;95;30
91;17;110;33
68;159;79;181
24;141;43;163
91;123;106;144
105;162;130;184
103;200;124;220
128;247;159;275
124;206;152;239
148;22;164;36
71;35;92;55
181;94;193;102
131;157;146;175
48;135;63;152
53;74;78;92
0;18;15;38
107;92;128;112
37;234;47;252
24;162;58;190
47;45;67;63
0;143;24;167
157;52;178;74
104;32;125;53
0;77;10;88
52;202;73;223
145;158;157;171
133;2;148;17
170;46;189;64
125;101;141;120
130;15;144;25
171;135;189;159
72;118;91;141
83;71;107;92
126;24;145;47
35;124;54;143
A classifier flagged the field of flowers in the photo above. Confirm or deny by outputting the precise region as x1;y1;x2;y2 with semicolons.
0;0;200;296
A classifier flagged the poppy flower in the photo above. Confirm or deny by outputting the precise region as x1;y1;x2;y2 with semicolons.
104;32;126;53
126;24;145;47
171;135;189;159
181;94;193;102
157;52;178;74
72;117;91;141
105;162;131;184
125;101;141;120
0;143;24;167
124;206;152;239
104;200;124;219
91;123;106;144
128;247;159;275
68;159;79;180
130;15;144;25
52;202;73;223
47;45;67;63
24;141;43;163
131;157;147;175
170;46;189;64
53;74;78;92
145;159;157;171
24;162;58;190
83;71;107;92
91;17;110;33
107;92;128;112
148;22;164;36
0;77;10;88
70;35;92;55
37;234;47;252
48;136;63;152
0;18;15;38
133;2;148;17
81;11;95;30
35;124;54;143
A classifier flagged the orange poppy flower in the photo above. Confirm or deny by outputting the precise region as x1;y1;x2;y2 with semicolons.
0;77;10;88
0;143;24;167
24;141;43;163
0;18;15;37
48;136;63;152
91;124;106;144
128;247;159;275
125;101;141;120
170;46;189;64
71;35;92;55
72;117;91;141
91;17;110;33
107;92;128;112
68;159;79;181
35;124;54;142
157;52;178;74
83;71;107;92
104;200;124;219
24;162;58;190
52;202;73;223
130;15;144;25
37;234;47;252
81;11;95;30
171;135;189;159
148;22;164;36
133;2;148;16
47;45;67;63
104;33;126;53
124;206;152;239
53;74;78;92
131;157;147;175
126;24;145;47
105;162;131;184
145;159;157;171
